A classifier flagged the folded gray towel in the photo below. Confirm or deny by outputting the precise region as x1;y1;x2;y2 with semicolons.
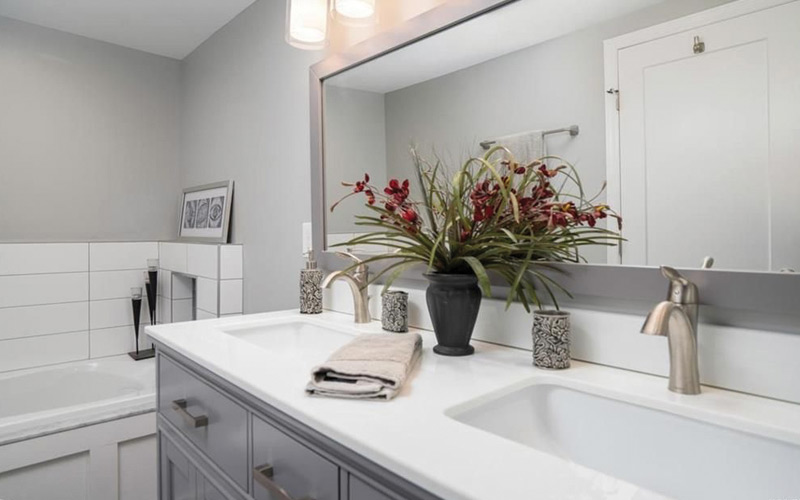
306;333;422;401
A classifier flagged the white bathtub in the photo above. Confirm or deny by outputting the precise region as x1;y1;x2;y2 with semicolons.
0;355;155;445
0;355;157;500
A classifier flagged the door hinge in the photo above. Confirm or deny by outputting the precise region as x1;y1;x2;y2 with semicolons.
607;88;620;111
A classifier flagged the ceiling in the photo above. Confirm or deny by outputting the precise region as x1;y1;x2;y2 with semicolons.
0;0;256;59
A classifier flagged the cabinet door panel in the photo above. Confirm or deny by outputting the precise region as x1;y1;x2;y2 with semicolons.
161;433;197;500
252;416;339;500
199;476;228;500
349;475;394;500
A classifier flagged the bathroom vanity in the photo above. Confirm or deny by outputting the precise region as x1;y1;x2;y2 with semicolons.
155;335;433;500
148;311;800;500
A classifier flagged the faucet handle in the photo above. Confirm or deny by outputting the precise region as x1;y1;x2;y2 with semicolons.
334;251;368;273
661;266;688;284
660;266;698;305
334;251;362;263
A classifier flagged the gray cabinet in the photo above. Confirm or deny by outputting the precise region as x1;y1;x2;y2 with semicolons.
159;354;249;489
161;433;197;500
160;430;245;500
349;475;394;500
252;416;339;500
199;478;227;500
156;347;439;500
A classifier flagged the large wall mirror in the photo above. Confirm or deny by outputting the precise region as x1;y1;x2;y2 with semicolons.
318;0;800;275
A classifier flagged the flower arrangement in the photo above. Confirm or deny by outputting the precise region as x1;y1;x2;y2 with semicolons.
331;147;621;311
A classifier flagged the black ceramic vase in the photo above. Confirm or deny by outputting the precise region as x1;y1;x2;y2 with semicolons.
425;273;482;356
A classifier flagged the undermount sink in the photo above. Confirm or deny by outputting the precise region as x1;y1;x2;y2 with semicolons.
223;319;356;358
447;382;800;500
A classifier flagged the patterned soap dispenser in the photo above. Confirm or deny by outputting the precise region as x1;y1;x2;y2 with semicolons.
300;251;323;314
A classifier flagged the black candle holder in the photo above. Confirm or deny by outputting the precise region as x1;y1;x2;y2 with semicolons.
128;287;154;360
146;259;158;326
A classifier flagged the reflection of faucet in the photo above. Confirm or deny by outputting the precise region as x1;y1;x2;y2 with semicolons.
322;252;370;323
641;266;701;395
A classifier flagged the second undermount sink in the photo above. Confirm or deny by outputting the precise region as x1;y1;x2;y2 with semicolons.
222;319;356;358
447;382;800;500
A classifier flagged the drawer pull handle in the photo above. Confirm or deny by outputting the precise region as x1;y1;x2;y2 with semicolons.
171;399;209;428
253;464;313;500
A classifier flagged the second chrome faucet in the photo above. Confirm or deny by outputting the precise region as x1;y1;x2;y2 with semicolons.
641;266;701;395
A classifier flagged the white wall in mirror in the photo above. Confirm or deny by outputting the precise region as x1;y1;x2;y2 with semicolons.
321;0;800;273
324;86;387;234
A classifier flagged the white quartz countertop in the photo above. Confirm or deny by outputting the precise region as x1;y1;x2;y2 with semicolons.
147;310;800;500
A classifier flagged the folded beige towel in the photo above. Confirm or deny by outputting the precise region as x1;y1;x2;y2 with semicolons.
306;333;422;401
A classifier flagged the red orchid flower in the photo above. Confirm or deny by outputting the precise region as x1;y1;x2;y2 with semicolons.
353;173;370;193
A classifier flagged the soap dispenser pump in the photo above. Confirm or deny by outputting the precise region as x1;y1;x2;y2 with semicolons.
300;251;323;314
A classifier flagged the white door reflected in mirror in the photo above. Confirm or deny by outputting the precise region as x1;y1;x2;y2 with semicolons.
610;1;800;271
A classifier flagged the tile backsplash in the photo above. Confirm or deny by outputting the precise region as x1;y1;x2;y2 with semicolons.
0;241;243;373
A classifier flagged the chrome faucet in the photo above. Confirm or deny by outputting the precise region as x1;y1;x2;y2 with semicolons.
322;252;370;323
641;266;701;395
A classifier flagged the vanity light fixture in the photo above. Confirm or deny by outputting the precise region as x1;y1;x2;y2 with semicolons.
334;0;376;20
286;0;329;50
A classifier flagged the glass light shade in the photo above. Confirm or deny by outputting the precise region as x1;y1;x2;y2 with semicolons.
130;287;142;300
147;258;159;272
286;0;329;50
334;0;375;19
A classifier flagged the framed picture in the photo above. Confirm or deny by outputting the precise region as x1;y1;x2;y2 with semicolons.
179;180;234;243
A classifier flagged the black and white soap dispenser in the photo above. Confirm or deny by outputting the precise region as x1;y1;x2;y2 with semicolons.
300;251;323;314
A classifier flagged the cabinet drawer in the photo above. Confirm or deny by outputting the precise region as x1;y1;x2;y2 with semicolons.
252;416;339;500
159;354;249;489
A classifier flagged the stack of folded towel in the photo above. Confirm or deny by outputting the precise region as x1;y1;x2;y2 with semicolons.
306;333;422;401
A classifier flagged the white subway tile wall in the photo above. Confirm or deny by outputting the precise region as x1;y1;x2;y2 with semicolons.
158;270;172;299
172;299;194;323
0;243;88;275
89;242;158;272
158;242;187;273
195;309;217;321
220;245;243;279
0;273;88;308
187;244;218;279
171;273;193;300
90;325;149;358
219;279;243;315
90;297;149;330
0;242;243;372
0;332;88;372
196;277;218;315
90;270;151;301
0;302;88;341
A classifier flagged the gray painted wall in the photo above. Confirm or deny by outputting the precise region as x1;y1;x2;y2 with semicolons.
323;86;387;234
179;0;318;313
382;0;734;264
0;16;182;242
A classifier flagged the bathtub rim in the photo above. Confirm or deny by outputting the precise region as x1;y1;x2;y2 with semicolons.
0;355;155;446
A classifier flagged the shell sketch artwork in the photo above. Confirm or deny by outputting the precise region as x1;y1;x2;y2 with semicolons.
195;198;210;228
208;196;224;228
183;200;197;228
